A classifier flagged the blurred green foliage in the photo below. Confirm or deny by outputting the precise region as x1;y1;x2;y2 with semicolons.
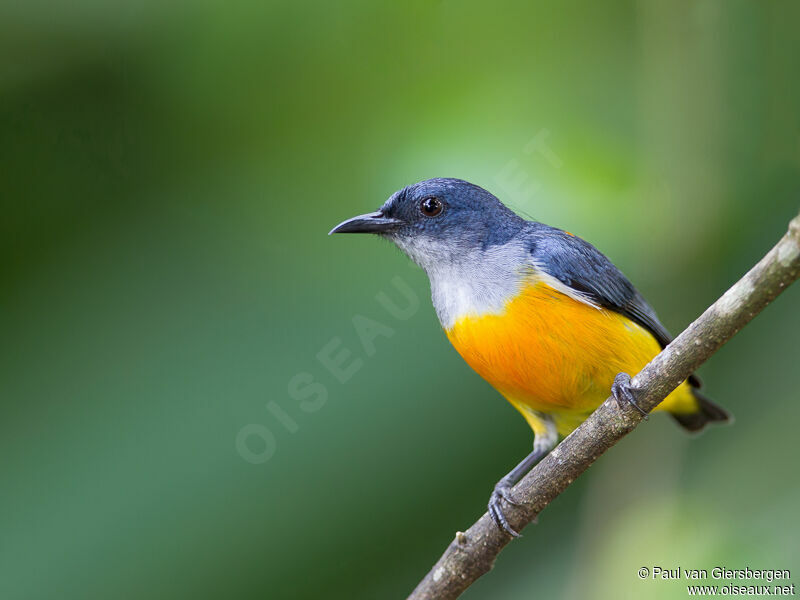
1;1;799;599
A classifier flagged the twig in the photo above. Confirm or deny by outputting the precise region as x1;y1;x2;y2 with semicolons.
408;210;800;600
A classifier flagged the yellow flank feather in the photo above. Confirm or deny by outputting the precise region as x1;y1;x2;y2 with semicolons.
445;280;698;436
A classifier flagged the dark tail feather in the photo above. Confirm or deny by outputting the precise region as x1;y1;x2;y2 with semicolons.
671;390;733;433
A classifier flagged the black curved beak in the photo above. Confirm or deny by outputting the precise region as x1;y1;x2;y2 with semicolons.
328;211;402;235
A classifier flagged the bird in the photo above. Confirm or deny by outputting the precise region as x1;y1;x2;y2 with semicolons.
329;177;731;537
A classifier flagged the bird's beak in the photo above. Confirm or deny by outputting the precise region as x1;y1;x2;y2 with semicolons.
328;211;402;235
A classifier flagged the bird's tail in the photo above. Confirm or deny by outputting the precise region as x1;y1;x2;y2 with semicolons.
670;389;732;433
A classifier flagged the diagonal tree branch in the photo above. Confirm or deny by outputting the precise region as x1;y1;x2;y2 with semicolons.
408;210;800;600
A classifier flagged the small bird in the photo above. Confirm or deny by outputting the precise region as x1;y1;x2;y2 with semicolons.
330;178;731;536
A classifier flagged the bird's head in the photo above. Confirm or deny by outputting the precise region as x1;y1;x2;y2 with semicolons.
329;178;525;271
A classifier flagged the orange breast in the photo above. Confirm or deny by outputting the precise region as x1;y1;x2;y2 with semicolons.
445;281;694;428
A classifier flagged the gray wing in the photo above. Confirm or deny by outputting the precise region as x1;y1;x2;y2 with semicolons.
527;224;701;387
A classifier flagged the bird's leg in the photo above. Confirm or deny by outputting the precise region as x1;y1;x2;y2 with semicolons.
611;372;648;419
488;448;548;537
488;415;558;538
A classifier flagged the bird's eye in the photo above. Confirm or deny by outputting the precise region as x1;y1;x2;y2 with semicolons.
420;197;444;217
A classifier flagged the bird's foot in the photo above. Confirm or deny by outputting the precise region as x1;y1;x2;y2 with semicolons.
611;372;648;419
488;480;522;538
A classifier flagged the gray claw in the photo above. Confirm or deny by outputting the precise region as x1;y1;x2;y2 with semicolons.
488;485;521;538
612;372;649;419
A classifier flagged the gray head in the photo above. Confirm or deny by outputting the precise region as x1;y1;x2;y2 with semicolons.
329;178;526;272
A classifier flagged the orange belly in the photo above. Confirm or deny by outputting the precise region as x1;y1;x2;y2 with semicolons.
445;281;696;434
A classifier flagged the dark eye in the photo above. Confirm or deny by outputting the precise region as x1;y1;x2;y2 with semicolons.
420;197;443;217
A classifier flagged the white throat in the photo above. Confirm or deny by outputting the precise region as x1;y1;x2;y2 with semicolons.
392;236;532;329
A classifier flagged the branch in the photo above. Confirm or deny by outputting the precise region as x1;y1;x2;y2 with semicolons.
408;211;800;600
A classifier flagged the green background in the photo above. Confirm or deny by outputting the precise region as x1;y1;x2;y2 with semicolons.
2;1;799;598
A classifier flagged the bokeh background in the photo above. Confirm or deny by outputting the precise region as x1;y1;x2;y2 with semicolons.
2;1;799;598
